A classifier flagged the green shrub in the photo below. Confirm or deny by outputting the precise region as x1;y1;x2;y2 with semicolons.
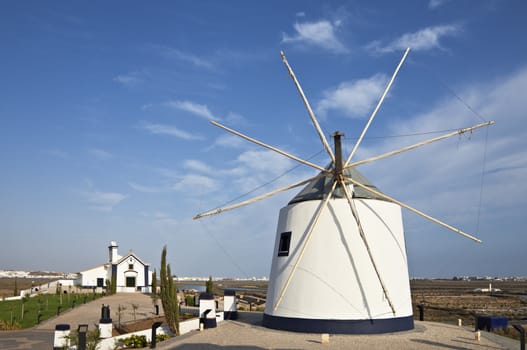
0;319;21;330
65;328;101;350
156;333;170;342
185;294;195;306
118;334;147;348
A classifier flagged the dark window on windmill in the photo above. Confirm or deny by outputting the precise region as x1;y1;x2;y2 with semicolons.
278;231;292;257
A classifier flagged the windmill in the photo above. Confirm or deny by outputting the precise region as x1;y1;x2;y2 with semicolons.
194;48;494;334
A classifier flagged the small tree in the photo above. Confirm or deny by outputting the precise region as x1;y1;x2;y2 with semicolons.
20;295;29;320
160;246;179;335
116;304;127;328
13;277;18;296
206;276;213;294
151;269;159;306
131;303;139;321
105;279;112;295
111;273;117;294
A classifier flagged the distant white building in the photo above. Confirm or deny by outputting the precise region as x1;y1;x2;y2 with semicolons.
76;241;152;293
473;283;502;293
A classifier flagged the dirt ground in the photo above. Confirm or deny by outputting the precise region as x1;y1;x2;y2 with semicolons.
0;278;57;298
411;279;527;322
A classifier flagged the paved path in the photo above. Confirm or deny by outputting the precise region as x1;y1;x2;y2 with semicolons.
0;329;52;350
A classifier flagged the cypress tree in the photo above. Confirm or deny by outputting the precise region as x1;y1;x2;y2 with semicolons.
206;276;213;294
160;246;179;335
151;269;158;306
111;273;117;294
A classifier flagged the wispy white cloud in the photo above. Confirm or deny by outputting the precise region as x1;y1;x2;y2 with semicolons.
140;121;203;140
83;190;127;212
42;149;69;159
282;20;347;53
225;112;247;125
367;24;460;53
165;100;218;121
88;148;113;160
113;74;141;86
428;0;451;9
172;174;218;193
155;167;180;179
153;45;215;70
128;182;164;193
210;134;246;149
230;149;300;192
236;149;294;175
113;71;147;87
316;74;387;119
135;165;218;196
184;159;213;173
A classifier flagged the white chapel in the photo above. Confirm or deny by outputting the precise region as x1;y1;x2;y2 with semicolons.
76;241;153;293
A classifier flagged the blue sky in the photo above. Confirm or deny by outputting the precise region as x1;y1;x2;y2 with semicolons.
1;1;525;278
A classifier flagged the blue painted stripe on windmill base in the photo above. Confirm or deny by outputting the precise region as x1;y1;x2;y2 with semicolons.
262;313;414;334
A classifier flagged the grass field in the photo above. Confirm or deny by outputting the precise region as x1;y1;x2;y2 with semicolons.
0;292;103;329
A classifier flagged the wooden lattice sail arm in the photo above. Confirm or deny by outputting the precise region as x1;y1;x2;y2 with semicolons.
273;179;339;311
345;48;411;166
344;121;495;170
342;175;482;243
280;50;335;164
211;121;329;173
193;173;329;220
338;175;396;316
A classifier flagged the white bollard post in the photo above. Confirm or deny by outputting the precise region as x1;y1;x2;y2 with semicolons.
53;324;70;350
99;322;113;338
199;293;217;329
458;319;462;327
475;331;481;341
223;290;238;320
99;304;113;338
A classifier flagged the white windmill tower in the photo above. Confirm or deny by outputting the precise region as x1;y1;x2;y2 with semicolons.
194;48;493;334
